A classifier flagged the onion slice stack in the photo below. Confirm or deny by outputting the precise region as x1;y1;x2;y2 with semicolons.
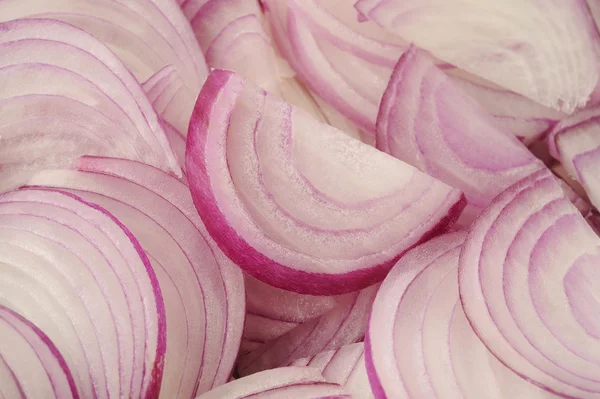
186;69;465;295
377;47;545;223
0;304;79;398
548;106;600;209
459;168;600;398
238;284;378;376
195;367;349;399
0;188;165;398
0;18;180;192
355;0;600;113
291;343;372;399
27;157;245;398
367;232;557;398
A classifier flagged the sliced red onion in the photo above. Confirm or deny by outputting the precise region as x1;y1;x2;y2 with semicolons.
195;367;349;399
0;0;208;87
0;306;79;399
262;0;406;133
0;18;180;192
459;168;600;397
186;69;465;295
291;343;373;399
0;188;165;398
548;106;600;209
366;232;557;399
377;47;544;223
143;65;197;142
355;0;600;113
243;274;346;350
27;156;245;397
238;284;378;376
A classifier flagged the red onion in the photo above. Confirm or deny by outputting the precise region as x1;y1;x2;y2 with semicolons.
186;69;465;295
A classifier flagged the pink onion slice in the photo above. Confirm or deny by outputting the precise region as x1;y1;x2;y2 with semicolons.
186;69;465;295
355;0;600;113
366;231;557;399
238;284;378;376
262;0;406;134
377;47;545;222
291;343;373;399
0;0;208;87
0;18;180;192
27;157;245;398
459;168;600;397
195;367;349;399
548;106;600;209
143;65;197;142
242;274;346;351
0;188;165;399
0;305;79;399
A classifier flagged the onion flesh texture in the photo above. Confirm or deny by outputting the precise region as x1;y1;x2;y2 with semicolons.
238;284;378;376
262;0;406;134
0;0;208;87
548;106;600;210
459;168;600;398
0;18;180;192
27;157;245;398
194;367;349;399
291;343;373;399
367;231;558;399
0;188;165;399
185;69;465;295
0;305;78;399
355;0;600;113
377;47;544;223
242;274;346;352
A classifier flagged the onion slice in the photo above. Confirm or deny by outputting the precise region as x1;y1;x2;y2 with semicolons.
548;106;600;209
0;188;165;398
459;168;600;397
238;284;378;376
291;343;373;399
0;18;180;192
194;367;349;399
27;156;245;398
0;305;79;399
367;231;558;399
355;0;600;113
186;69;465;294
377;47;544;222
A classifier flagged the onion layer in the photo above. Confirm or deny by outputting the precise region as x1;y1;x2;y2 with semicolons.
367;231;557;399
186;69;465;295
27;156;245;398
376;47;545;223
0;188;165;398
355;0;600;113
459;168;600;398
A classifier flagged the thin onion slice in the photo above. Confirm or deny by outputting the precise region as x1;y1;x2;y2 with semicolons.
27;156;245;398
238;284;378;376
263;0;406;134
0;0;208;87
186;69;465;295
0;188;165;399
0;18;180;192
195;367;349;399
548;106;600;209
0;305;79;399
377;47;544;222
366;231;557;399
355;0;600;113
459;168;600;398
291;343;373;399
